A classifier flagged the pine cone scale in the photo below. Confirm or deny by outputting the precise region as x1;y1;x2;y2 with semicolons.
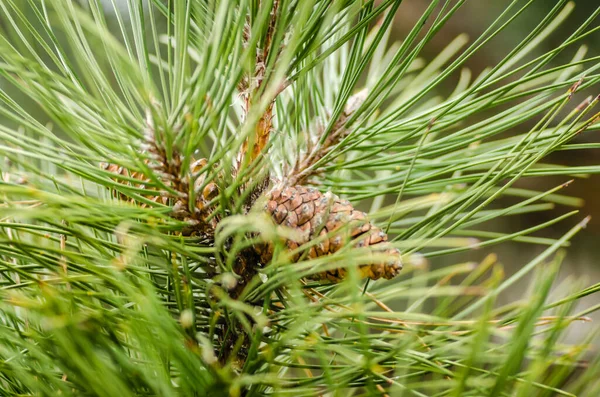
257;185;402;281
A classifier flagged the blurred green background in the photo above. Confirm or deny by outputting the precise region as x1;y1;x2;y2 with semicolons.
392;0;600;346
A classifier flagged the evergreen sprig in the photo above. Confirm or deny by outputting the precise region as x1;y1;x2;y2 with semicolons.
0;0;599;395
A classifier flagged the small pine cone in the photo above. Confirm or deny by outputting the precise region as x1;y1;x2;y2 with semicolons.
101;158;219;214
100;162;169;205
256;185;402;281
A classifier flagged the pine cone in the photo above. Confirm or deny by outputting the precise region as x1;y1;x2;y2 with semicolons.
102;158;218;201
256;185;402;281
101;158;219;234
100;162;169;205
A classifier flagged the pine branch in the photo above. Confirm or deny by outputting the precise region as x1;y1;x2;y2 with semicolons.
0;0;599;395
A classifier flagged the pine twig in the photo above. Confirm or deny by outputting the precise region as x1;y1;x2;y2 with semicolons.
237;1;280;163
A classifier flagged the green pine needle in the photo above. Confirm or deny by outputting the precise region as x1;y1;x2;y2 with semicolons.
0;0;599;395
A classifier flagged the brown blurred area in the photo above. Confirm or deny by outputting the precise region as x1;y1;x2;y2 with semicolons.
391;0;600;344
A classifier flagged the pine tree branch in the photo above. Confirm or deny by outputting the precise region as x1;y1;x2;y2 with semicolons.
1;0;600;395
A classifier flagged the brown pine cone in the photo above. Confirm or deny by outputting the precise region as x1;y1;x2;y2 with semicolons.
102;159;218;203
100;158;219;233
256;185;402;281
100;162;169;205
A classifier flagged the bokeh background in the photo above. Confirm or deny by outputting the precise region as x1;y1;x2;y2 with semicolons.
391;0;600;346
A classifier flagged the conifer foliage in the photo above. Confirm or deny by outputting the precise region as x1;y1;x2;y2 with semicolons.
0;0;600;395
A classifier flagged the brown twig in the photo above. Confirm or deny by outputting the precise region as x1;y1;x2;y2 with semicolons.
237;1;281;169
235;1;285;211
